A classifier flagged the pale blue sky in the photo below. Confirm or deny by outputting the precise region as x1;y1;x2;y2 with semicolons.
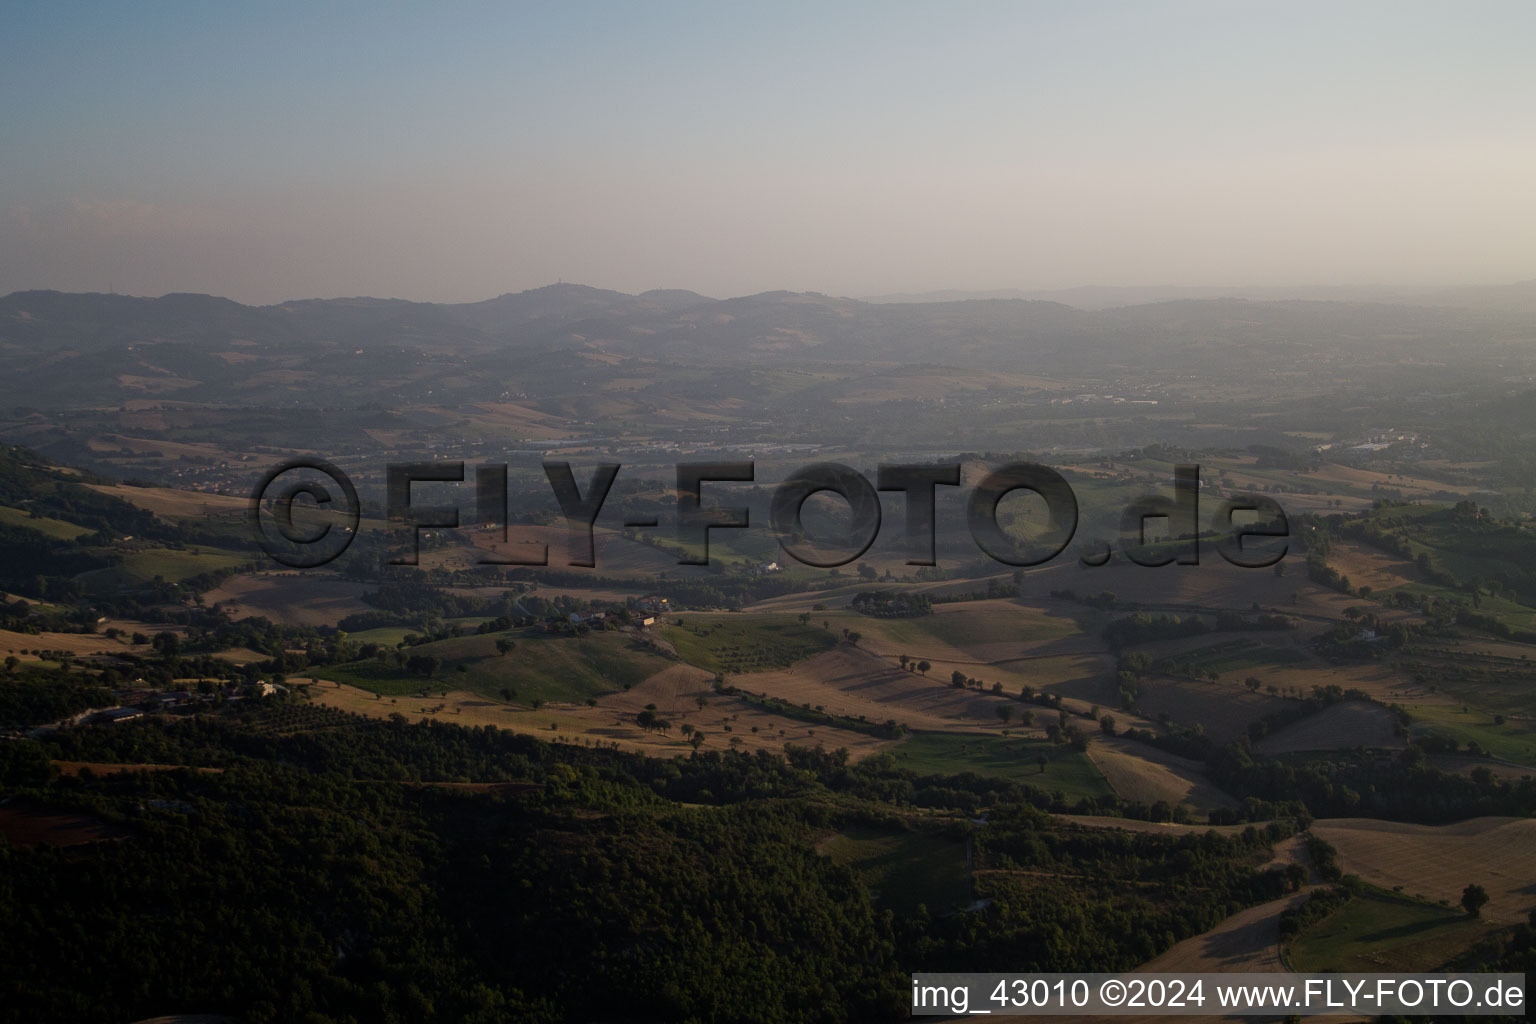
2;2;1532;302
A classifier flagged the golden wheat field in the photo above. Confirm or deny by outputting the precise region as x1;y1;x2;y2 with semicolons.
1311;817;1536;922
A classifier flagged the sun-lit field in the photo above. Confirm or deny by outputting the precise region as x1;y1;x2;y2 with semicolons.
732;646;1028;733
0;628;143;658
0;505;95;540
1311;817;1536;922
303;668;895;762
1084;734;1237;812
85;483;249;519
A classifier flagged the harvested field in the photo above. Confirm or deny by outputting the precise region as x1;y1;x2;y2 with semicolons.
734;646;1021;732
86;483;247;519
205;573;375;627
304;670;892;762
1137;891;1307;973
1130;676;1290;742
1084;735;1237;813
1326;542;1420;594
0;628;139;657
841;600;1083;663
209;646;268;664
1256;701;1405;754
1311;817;1536;922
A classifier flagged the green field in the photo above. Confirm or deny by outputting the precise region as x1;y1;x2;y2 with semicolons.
1166;638;1308;677
120;547;251;582
0;505;94;540
1395;647;1536;719
317;628;673;705
1358;504;1536;583
887;733;1113;801
1380;580;1536;634
666;614;837;674
1408;703;1536;766
1350;504;1536;633
78;546;252;590
819;825;972;915
1290;892;1493;972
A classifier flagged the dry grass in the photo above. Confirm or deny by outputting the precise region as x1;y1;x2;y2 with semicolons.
733;647;1022;733
1311;816;1536;922
1326;542;1420;593
0;628;141;658
1084;735;1237;812
205;573;375;627
302;668;893;762
86;483;248;518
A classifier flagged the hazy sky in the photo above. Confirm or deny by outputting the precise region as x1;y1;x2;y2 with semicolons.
2;1;1533;304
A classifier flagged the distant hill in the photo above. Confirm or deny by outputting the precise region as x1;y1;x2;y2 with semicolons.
863;281;1536;311
1;282;1532;408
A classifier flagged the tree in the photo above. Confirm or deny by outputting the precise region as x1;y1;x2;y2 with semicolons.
916;660;930;676
996;705;1012;724
899;654;910;670
495;638;515;656
1099;714;1116;735
1035;754;1048;774
951;670;967;688
1245;677;1262;693
406;654;441;677
1461;884;1489;918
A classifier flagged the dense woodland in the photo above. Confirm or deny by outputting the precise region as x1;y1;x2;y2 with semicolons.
4;701;1307;1024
